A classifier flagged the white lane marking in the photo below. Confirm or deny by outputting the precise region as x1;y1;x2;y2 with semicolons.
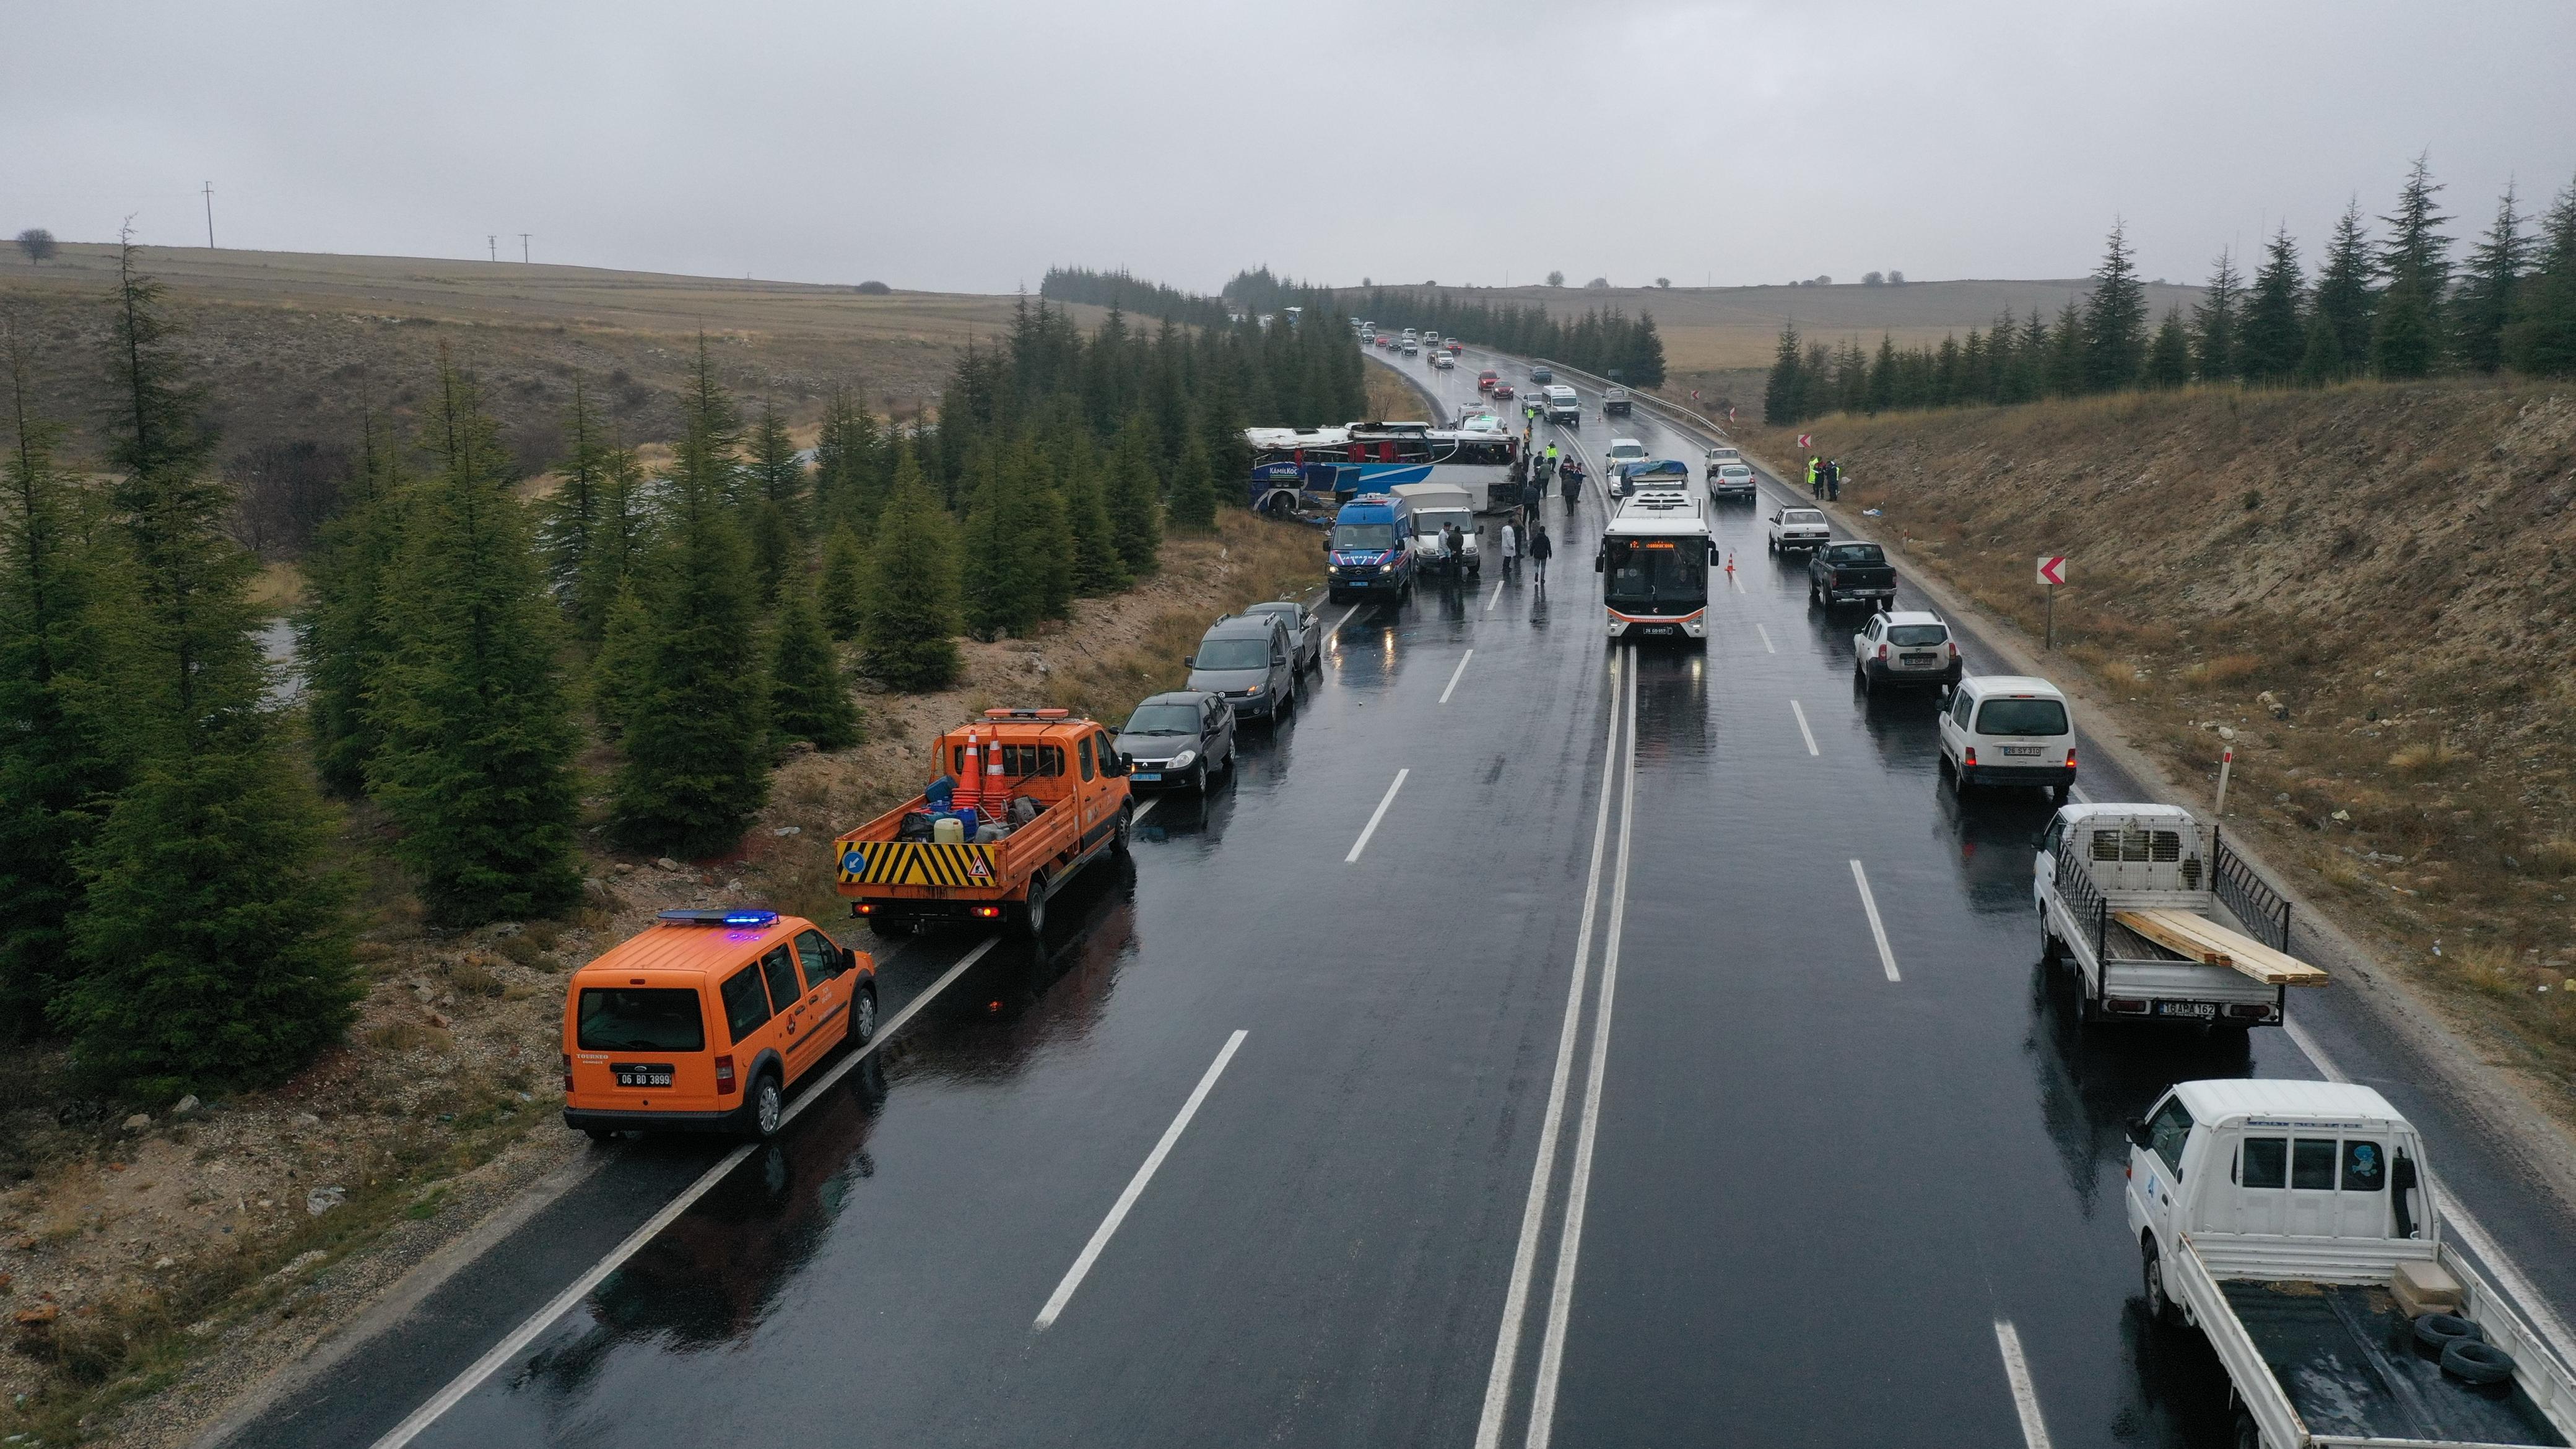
1523;650;1642;1449
1474;654;1628;1449
1344;768;1410;863
1993;1320;2055;1449
370;936;1000;1449
1850;860;1902;982
1487;578;1507;612
1440;649;1476;705
1131;798;1158;824
2283;1018;2576;1372
1730;568;1745;594
1790;699;1819;756
1756;624;1775;655
2068;782;2091;804
1035;1029;1248;1330
1331;603;1363;633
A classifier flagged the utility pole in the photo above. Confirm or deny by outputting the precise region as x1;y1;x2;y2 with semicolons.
488;235;497;263
202;182;215;248
518;232;531;263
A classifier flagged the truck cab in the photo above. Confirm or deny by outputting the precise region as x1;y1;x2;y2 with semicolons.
2125;1080;2576;1448
1326;493;1417;603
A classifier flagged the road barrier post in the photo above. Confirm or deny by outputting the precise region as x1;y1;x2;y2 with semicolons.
2214;746;2235;816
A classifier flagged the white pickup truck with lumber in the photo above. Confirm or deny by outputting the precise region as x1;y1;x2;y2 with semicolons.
2129;1079;2576;1448
2036;803;2326;1029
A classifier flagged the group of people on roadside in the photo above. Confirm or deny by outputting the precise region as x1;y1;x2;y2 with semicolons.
1806;456;1847;500
1494;516;1552;588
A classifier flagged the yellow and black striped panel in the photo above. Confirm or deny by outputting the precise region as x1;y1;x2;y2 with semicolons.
837;840;998;888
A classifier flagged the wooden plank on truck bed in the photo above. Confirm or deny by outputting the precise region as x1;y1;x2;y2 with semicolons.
2113;908;2329;986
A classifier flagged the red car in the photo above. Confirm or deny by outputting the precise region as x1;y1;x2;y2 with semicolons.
1476;370;1500;393
1447;341;1466;355
1491;381;1515;399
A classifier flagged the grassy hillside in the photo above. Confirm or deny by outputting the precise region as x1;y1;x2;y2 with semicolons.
0;243;1095;473
1741;380;2576;1106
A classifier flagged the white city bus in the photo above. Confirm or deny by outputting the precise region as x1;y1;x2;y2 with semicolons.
1596;478;1714;640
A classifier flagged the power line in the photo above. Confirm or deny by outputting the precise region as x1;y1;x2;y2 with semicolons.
518;232;531;263
202;181;215;249
487;235;497;263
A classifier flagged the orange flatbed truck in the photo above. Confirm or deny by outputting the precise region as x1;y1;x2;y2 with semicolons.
833;708;1133;942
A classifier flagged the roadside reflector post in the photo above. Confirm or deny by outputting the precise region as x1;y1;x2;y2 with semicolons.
2215;746;2235;816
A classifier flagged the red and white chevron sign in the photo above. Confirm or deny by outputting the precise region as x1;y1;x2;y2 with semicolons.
2037;555;2068;586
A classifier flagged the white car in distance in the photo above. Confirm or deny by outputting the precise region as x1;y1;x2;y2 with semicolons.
1767;505;1830;553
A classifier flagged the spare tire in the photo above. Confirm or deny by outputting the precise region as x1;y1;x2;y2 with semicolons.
2441;1337;2517;1385
2413;1312;2483;1353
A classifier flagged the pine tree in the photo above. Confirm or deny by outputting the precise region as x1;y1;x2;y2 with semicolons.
1866;333;1898;413
812;385;884;536
2297;307;2346;386
2045;298;2088;396
2370;160;2450;379
2145;308;2192;387
858;450;961;690
960;443;1030;642
1062;445;1131;596
300;412;408;795
2505;177;2576;376
2082;222;2148;392
768;582;858;751
2310;199;2376;380
572;443;648;642
2191;248;2242;381
612;345;769;858
749;497;796;607
747;404;806;535
366;356;582;926
540;378;614;607
2455;181;2532;374
2237;228;2307;383
818;524;869;638
1103;416;1164;575
589;580;650;734
1762;321;1806;425
0;334;121;1040
58;244;359;1093
1167;430;1219;531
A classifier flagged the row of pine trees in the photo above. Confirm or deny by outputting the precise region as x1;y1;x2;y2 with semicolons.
1345;290;1669;388
1765;159;2576;425
1;263;1338;1097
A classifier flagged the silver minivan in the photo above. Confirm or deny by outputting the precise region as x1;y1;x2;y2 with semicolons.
1937;674;2076;800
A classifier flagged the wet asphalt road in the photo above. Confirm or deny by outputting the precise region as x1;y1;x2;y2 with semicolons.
223;347;2576;1449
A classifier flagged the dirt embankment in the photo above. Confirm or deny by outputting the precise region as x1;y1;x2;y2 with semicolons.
1739;380;2576;1109
0;511;1321;1448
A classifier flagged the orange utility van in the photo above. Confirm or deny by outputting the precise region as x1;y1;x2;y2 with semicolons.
561;908;875;1142
834;707;1132;941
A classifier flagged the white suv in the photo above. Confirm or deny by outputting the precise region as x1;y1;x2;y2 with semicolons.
1852;611;1962;693
1937;675;2076;801
1767;506;1829;552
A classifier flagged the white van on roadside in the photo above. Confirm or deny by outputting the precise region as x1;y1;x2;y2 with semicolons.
1937;674;2077;801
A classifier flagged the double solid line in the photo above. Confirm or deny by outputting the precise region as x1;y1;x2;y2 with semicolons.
1475;648;1640;1449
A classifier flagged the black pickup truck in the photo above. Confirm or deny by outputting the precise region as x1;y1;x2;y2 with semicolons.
1808;541;1897;611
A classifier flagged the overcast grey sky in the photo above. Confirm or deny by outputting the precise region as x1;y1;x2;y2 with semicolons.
7;1;2572;295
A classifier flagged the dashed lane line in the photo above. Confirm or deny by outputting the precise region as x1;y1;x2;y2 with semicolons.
1992;1320;2055;1449
1756;624;1776;655
1034;1029;1248;1330
1850;861;1902;983
1440;650;1476;705
1487;579;1507;612
1345;768;1410;863
1790;700;1819;756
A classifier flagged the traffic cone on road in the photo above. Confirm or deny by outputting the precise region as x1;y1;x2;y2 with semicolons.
955;729;983;814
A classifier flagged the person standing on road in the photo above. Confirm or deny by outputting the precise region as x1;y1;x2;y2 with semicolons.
1530;522;1554;590
1499;518;1520;577
1808;456;1822;498
1826;459;1842;502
